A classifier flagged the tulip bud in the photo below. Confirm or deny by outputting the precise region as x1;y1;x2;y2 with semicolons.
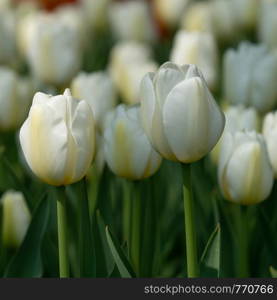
109;41;157;104
25;12;82;86
262;111;277;178
259;0;277;50
211;105;260;164
80;0;111;32
223;42;277;113
19;89;95;186
218;131;273;205
1;190;31;249
170;30;218;91
104;105;162;180
181;2;214;33
0;67;33;131
71;71;117;131
234;0;260;31
109;0;156;43
210;0;239;42
153;0;189;30
140;62;225;163
0;8;16;65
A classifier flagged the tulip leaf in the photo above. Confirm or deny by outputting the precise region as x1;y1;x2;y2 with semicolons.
76;179;96;277
105;226;136;278
270;266;277;278
200;223;221;277
4;193;50;277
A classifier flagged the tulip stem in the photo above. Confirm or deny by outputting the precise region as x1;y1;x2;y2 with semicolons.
56;187;69;278
182;163;199;278
122;180;132;244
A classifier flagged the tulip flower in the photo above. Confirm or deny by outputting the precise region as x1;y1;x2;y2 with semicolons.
80;0;111;32
218;131;273;205
25;12;82;86
140;62;225;163
71;71;117;131
0;8;16;65
211;105;260;163
181;2;214;34
170;30;218;90
263;111;277;178
259;0;277;50
109;0;156;43
234;0;260;31
0;67;33;131
19;89;95;186
1;190;31;249
223;42;277;113
104;105;162;180
210;0;239;42
109;41;157;104
153;0;189;30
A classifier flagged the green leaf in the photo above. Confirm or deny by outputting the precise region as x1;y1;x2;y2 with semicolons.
4;193;50;277
270;266;277;278
76;178;95;277
105;226;136;278
200;223;221;277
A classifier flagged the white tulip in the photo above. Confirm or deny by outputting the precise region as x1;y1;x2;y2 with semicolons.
26;12;82;86
211;105;260;163
262;111;277;178
109;0;156;43
259;0;277;50
211;0;239;42
140;62;225;163
234;0;260;31
104;105;162;180
1;190;31;249
223;42;277;113
170;30;218;90
181;2;214;33
19;89;95;186
218;131;273;205
0;8;16;65
81;0;111;32
71;71;117;131
153;0;189;29
109;41;157;104
0;67;33;131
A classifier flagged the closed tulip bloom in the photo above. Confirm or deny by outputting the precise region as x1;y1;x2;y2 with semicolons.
181;2;214;33
153;0;189;29
1;190;31;249
26;12;82;86
71;71;117;131
170;30;218;90
211;105;260;163
0;8;16;65
104;105;162;180
224;42;277;113
218;131;273;205
211;0;239;42
19;89;95;186
0;67;33;131
140;62;225;163
81;0;111;32
263;112;277;177
109;0;156;43
259;0;277;50
109;41;157;104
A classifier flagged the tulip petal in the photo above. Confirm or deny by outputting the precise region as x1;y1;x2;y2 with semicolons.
163;77;225;163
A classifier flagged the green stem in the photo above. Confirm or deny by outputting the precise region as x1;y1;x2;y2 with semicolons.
182;163;199;278
131;182;141;276
237;206;249;277
56;187;69;278
122;180;132;244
